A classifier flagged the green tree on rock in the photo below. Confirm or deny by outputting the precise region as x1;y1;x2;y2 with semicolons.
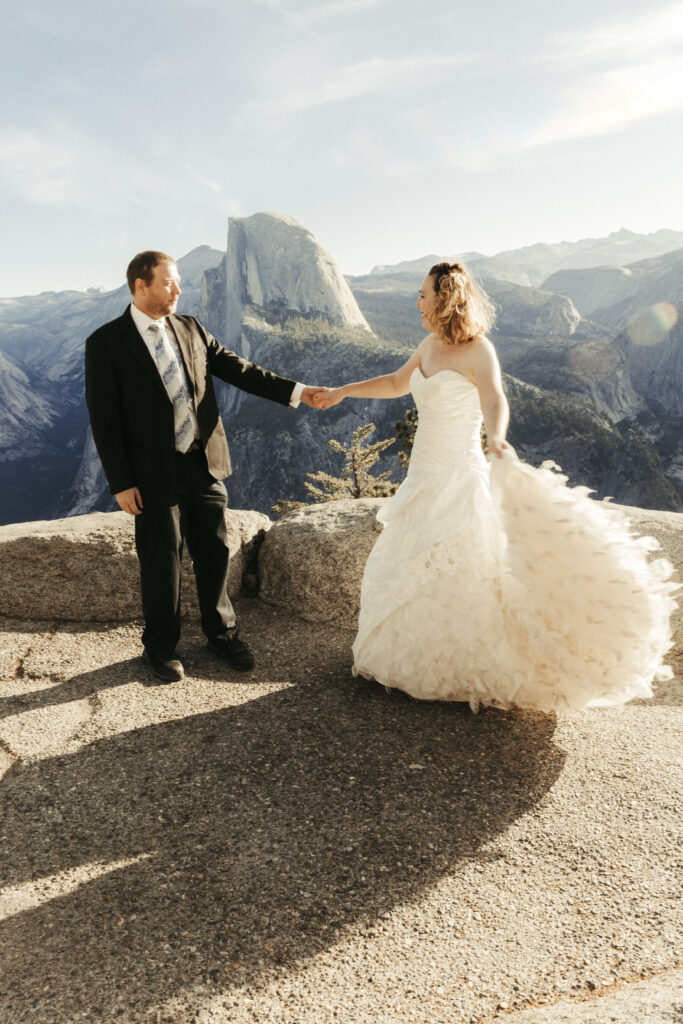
395;406;418;471
272;423;398;517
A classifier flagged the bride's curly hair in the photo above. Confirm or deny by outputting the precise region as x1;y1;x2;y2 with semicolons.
428;261;495;345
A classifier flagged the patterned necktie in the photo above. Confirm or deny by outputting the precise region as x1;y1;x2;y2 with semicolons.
148;322;195;453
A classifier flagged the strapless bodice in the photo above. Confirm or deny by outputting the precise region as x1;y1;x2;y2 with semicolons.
408;366;485;471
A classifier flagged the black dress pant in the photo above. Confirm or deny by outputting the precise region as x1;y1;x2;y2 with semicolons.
134;448;237;655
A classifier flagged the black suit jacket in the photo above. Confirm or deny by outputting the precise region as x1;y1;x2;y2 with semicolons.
85;305;296;503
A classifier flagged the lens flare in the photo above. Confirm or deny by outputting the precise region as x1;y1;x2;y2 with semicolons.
626;303;678;346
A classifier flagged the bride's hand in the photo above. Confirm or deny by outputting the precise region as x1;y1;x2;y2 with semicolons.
314;387;345;410
488;437;513;459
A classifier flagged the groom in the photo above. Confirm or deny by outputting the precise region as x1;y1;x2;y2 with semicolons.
85;250;325;682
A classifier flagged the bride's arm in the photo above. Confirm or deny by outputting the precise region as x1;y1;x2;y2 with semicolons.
471;338;510;458
314;345;424;409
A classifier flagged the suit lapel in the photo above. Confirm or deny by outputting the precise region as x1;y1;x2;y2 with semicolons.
118;306;168;398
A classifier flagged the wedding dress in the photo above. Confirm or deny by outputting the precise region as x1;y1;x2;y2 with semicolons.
352;367;678;711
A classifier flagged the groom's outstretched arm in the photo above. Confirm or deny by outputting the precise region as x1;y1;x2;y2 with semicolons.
189;316;325;407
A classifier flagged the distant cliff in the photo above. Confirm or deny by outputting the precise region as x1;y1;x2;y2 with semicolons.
0;221;682;525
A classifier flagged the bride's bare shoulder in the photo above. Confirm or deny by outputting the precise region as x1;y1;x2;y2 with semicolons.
469;334;498;361
469;333;494;351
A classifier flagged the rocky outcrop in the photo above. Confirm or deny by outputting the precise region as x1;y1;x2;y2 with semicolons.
258;498;683;628
542;247;683;329
67;428;111;516
0;508;270;622
194;212;407;515
616;308;683;418
483;278;586;338
224;212;371;353
542;265;642;318
258;499;384;625
0;498;680;664
498;340;646;424
0;350;55;458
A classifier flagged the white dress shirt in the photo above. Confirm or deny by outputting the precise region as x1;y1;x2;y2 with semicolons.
130;305;305;425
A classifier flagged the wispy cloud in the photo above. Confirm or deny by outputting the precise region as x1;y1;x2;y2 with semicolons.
0;123;236;212
244;53;467;117
526;2;683;146
537;0;683;66
193;179;244;215
0;125;158;209
529;58;683;145
250;0;388;27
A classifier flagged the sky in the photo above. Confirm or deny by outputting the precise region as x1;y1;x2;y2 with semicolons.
1;0;682;295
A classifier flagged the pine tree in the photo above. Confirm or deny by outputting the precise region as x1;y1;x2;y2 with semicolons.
395;406;418;471
271;423;398;517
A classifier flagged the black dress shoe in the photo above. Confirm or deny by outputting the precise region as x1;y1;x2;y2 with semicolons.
143;650;184;683
206;630;255;671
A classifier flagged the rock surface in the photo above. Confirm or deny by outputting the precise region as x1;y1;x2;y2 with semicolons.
0;499;681;1023
0;508;270;622
483;278;585;338
497;967;683;1022
224;212;371;351
0;597;681;1024
259;499;385;624
543;247;683;328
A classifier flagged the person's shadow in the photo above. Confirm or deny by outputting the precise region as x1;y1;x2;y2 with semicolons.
0;656;144;721
1;672;564;1021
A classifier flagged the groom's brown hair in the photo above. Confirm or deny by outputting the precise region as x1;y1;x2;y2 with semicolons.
126;251;174;295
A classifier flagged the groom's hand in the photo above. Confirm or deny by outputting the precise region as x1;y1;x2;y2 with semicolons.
313;387;344;409
116;486;144;515
300;386;330;408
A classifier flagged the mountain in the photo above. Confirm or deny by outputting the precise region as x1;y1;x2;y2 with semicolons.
1;220;682;525
503;375;679;512
371;228;683;288
347;270;641;422
541;247;683;333
224;213;370;347
614;306;683;491
195;213;407;511
209;217;681;512
370;252;485;277
347;272;601;347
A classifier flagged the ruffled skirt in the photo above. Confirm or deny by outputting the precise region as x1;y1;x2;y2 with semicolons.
352;451;678;712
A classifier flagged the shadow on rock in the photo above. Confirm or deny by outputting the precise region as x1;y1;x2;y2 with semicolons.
0;657;148;721
1;676;565;1021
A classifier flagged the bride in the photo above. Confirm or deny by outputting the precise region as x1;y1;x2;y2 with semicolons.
314;262;677;712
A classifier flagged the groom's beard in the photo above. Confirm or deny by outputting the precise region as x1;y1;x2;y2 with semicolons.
153;297;179;318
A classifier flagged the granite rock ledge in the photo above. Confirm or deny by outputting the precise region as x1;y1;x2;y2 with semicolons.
0;509;270;622
0;500;681;645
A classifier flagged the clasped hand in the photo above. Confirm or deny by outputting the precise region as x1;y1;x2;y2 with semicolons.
312;388;344;410
300;386;345;410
